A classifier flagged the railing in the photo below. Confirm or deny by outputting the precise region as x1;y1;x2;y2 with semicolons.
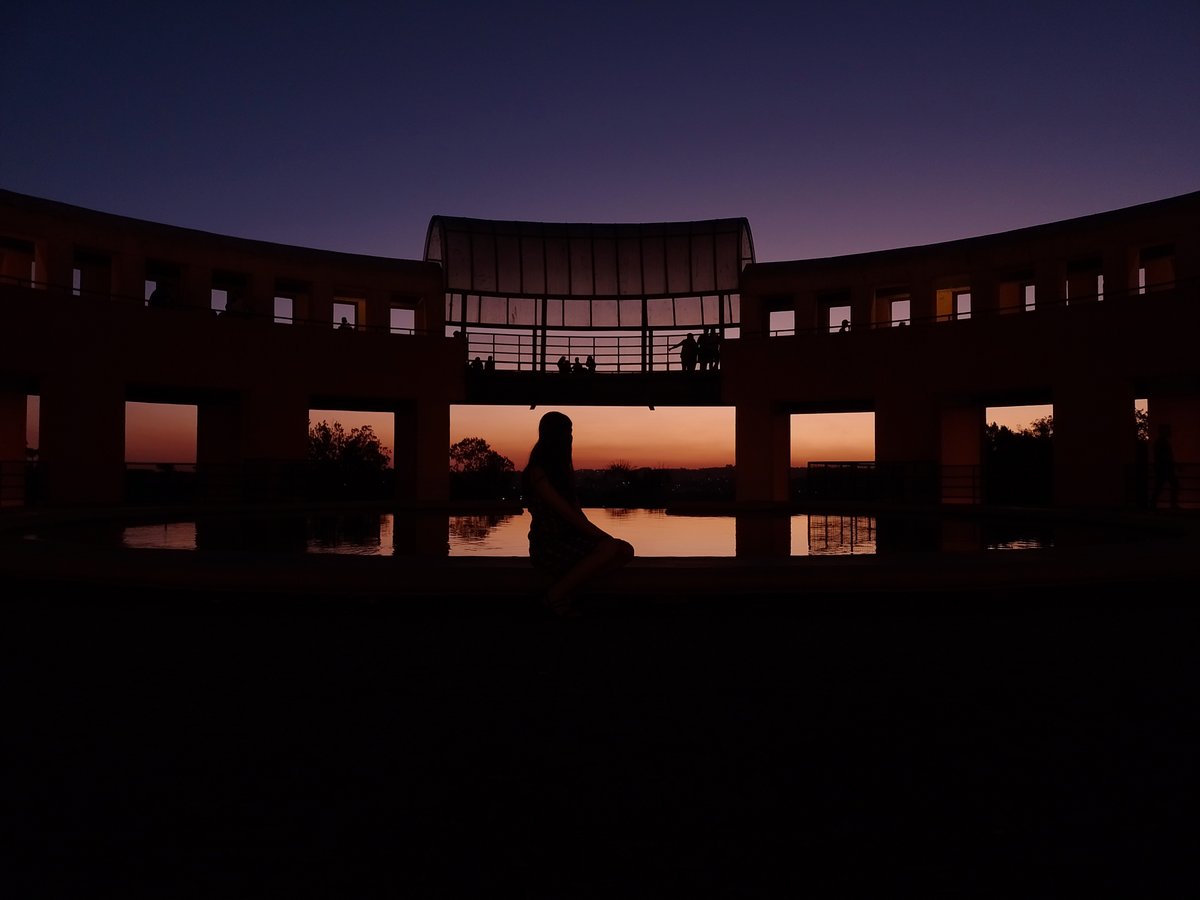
765;278;1195;338
0;275;433;336
460;327;729;374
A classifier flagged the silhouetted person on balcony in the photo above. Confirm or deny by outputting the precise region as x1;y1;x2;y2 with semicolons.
485;355;495;372
470;356;484;373
521;411;635;616
703;328;722;371
339;316;352;330
585;354;597;374
572;357;585;374
670;333;698;372
147;282;173;308
838;319;850;333
1152;423;1180;509
557;355;571;374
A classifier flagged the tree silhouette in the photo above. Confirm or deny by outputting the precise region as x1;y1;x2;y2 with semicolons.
308;420;392;499
449;436;516;500
984;416;1053;505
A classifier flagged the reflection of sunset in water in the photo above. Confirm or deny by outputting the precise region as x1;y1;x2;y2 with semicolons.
117;510;883;557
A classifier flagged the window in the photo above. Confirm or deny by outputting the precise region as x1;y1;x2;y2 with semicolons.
274;296;294;324
890;298;910;326
935;286;969;321
954;291;971;320
828;305;851;333
333;300;357;330
390;307;415;334
769;310;795;336
1140;244;1175;293
819;290;852;333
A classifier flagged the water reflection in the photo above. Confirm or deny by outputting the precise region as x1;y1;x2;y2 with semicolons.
94;508;1095;558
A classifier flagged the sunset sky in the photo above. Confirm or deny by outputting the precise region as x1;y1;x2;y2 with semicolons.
5;2;1198;467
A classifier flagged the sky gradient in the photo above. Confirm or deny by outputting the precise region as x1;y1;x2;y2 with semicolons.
5;2;1198;467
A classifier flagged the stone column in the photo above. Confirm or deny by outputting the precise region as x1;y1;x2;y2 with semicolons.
39;373;126;506
1053;374;1136;508
393;396;449;505
941;402;985;504
0;388;28;506
875;387;941;503
734;400;791;504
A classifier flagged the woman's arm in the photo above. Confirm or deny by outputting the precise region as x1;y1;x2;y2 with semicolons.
526;467;613;540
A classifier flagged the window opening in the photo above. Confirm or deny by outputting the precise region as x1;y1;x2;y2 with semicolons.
390;307;415;334
333;300;357;330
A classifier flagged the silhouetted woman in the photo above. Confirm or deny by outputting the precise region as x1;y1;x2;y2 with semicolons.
521;411;635;616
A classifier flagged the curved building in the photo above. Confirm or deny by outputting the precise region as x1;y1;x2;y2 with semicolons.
1;188;1197;510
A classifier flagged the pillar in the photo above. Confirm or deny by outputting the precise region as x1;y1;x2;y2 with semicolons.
394;396;450;505
39;373;126;506
1052;374;1136;508
734;400;790;504
0;388;28;506
941;402;984;504
239;385;311;501
875;387;941;503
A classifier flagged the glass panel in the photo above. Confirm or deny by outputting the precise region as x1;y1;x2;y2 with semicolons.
544;238;570;295
495;234;522;294
674;296;702;325
480;296;508;324
666;234;691;294
646;298;675;327
715;232;739;289
471;233;496;294
569;237;593;296
509;297;537;327
691;233;715;294
617;237;643;296
591;298;618;327
520;234;545;295
274;297;293;324
564;300;591;327
619;298;642;327
592;238;618;296
446;232;472;291
641;237;666;295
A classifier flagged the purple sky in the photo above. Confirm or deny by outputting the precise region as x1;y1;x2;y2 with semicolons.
3;1;1198;264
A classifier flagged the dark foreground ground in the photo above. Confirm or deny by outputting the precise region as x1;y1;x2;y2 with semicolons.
4;581;1197;898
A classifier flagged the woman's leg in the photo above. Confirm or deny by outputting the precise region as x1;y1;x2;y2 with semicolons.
546;537;634;613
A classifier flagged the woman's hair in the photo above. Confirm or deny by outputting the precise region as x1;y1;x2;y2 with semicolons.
522;411;576;501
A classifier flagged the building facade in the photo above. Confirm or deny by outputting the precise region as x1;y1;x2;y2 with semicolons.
2;188;1197;510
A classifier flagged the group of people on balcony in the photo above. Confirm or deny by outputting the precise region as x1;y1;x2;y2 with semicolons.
557;355;597;375
670;328;721;372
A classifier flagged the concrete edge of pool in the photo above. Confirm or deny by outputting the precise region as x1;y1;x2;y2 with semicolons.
4;504;1199;607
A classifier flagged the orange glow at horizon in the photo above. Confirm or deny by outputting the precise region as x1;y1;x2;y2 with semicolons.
24;398;1075;470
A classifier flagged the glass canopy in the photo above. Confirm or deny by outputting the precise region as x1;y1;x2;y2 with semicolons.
424;216;755;371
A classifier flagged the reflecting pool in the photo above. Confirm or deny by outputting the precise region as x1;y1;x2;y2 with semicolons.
73;507;1094;558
